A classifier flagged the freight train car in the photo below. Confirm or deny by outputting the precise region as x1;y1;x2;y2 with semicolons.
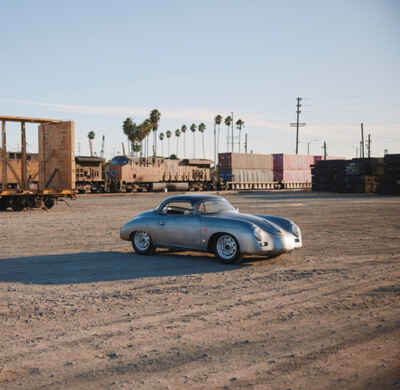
104;156;214;192
1;116;75;211
75;156;105;193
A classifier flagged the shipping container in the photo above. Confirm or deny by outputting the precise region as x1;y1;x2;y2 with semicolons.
218;153;273;170
273;154;315;171
380;154;400;194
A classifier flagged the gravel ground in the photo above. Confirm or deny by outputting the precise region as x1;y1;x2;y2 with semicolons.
0;192;399;389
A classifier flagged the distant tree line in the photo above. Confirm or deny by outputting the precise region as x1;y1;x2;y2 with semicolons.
121;110;245;160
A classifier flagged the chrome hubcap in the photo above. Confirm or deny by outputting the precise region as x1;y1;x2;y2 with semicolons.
217;235;237;260
134;231;151;251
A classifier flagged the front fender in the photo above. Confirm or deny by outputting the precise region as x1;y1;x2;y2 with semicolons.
200;217;259;254
120;217;149;241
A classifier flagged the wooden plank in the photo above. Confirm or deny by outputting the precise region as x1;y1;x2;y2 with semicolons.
6;161;22;188
1;120;7;188
0;115;63;124
21;122;27;190
45;168;59;189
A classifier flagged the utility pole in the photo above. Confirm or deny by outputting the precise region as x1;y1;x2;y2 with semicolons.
290;97;306;154
323;141;327;160
360;123;364;158
244;133;248;154
367;133;371;158
231;112;234;153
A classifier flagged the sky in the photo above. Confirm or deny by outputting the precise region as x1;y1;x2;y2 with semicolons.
0;0;399;160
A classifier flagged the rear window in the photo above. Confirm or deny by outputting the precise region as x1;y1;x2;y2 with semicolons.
162;201;193;215
198;199;234;214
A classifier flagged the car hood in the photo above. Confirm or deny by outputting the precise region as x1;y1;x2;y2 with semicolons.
218;211;284;235
127;209;156;222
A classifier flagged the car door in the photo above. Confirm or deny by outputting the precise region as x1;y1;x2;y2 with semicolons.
155;201;201;249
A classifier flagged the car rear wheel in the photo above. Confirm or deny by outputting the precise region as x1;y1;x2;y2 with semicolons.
215;234;242;264
131;231;155;255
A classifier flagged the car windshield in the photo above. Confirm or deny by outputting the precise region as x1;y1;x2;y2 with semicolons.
198;199;235;214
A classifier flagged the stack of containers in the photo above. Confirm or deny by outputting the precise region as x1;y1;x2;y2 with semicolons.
273;154;315;183
380;154;400;194
311;160;348;192
312;158;386;193
218;153;274;183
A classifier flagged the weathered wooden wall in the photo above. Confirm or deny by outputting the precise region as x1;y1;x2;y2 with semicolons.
38;121;75;191
0;155;39;188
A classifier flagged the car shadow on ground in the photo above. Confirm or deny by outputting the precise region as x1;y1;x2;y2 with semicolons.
0;251;251;285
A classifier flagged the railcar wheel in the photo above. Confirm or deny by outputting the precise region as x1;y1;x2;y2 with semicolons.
0;198;8;211
11;197;25;212
131;231;155;255
215;234;242;264
44;197;55;209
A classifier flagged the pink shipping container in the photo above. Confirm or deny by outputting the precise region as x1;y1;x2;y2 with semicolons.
273;154;315;171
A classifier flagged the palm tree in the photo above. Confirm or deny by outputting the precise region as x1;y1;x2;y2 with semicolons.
150;109;161;158
214;115;222;165
132;142;141;156
236;119;245;153
181;124;187;157
175;128;181;156
198;122;206;159
190;123;197;158
166;130;172;157
224;116;232;152
141;119;152;161
88;131;95;156
159;132;165;157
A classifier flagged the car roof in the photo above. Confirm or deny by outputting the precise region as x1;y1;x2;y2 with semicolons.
161;194;223;204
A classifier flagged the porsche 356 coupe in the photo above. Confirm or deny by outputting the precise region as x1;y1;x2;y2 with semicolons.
120;194;302;264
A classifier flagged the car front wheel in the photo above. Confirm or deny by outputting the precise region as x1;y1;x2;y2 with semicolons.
131;231;155;255
215;234;242;264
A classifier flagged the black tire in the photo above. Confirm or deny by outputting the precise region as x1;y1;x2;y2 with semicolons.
214;234;242;264
131;231;155;255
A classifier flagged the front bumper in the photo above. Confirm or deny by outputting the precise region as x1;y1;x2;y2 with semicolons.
240;231;302;255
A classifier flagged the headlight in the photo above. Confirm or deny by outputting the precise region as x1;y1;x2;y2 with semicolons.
253;226;263;241
291;223;300;237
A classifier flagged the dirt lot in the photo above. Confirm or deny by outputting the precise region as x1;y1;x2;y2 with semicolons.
0;192;399;390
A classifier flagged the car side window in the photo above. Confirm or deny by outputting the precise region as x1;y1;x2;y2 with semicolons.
197;202;206;214
162;201;194;216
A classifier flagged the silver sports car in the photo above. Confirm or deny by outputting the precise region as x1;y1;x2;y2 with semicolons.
120;194;302;264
